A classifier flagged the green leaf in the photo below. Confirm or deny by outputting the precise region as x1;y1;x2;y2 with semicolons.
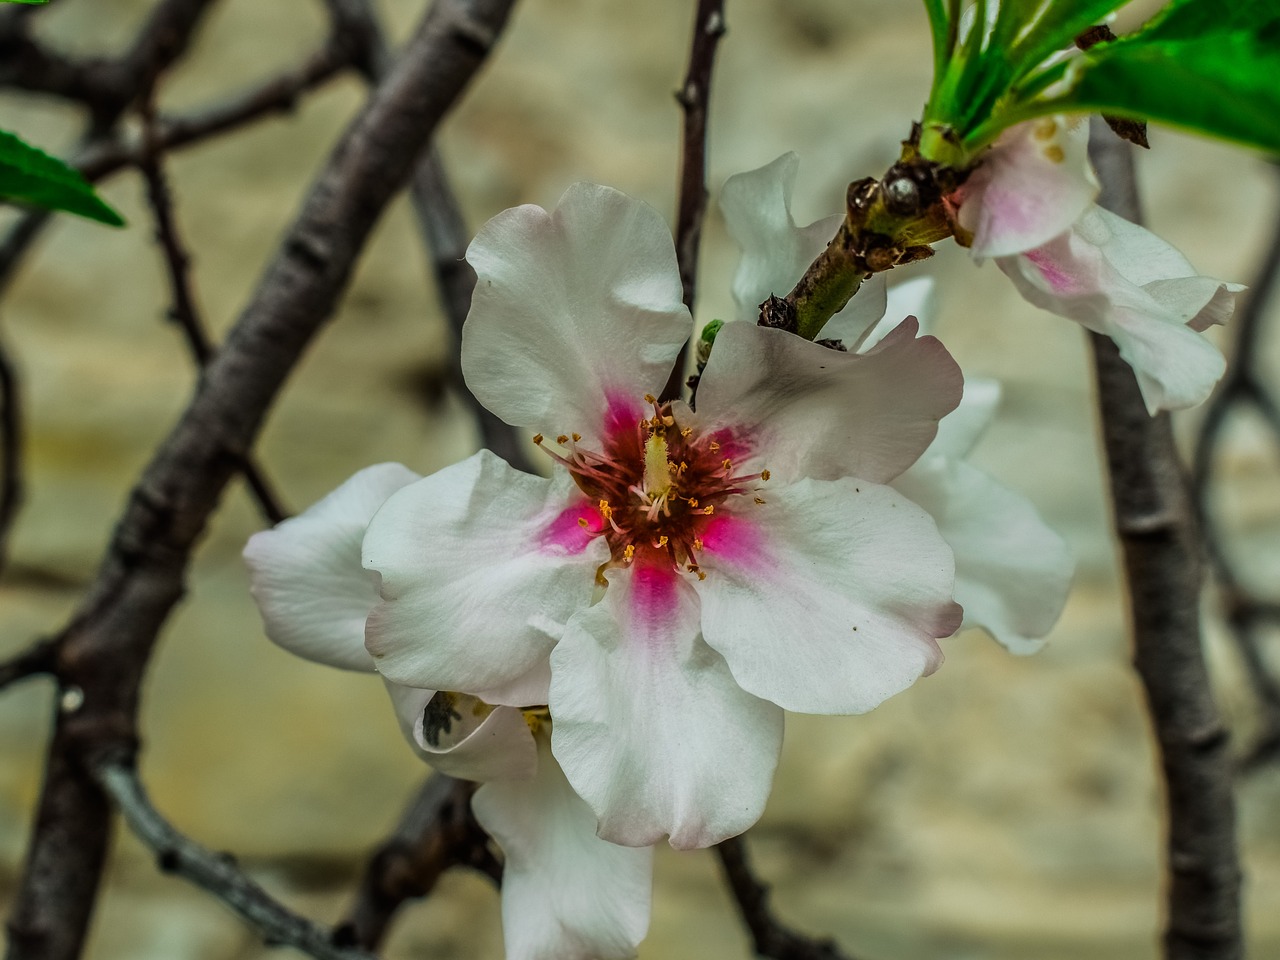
1136;0;1280;41
0;130;124;226
1006;0;1128;70
921;0;953;75
0;1;51;5
1050;31;1280;155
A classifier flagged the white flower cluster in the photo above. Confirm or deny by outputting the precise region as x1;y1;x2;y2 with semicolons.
244;135;1232;958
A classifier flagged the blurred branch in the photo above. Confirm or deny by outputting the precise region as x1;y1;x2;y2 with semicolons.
0;331;22;575
336;0;536;472
715;836;859;960
137;93;289;526
661;0;725;403
1086;117;1242;960
95;757;378;960
4;4;517;958
336;775;500;951
1192;171;1280;770
0;638;55;691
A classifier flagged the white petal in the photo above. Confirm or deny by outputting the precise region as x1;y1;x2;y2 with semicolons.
462;183;690;443
960;116;1098;259
852;276;938;351
721;153;842;324
363;451;608;698
928;377;1002;461
696;318;962;484
385;682;539;782
550;564;783;849
473;735;654;960
998;206;1234;412
244;463;421;672
893;458;1073;654
695;477;961;715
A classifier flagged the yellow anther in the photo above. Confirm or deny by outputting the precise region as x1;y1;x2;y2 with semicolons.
657;535;669;546
662;415;675;427
703;505;715;515
623;544;636;561
687;497;699;508
556;434;569;445
598;499;613;520
533;433;544;444
761;469;771;481
1044;144;1065;164
578;517;590;528
678;461;688;473
572;433;582;442
644;394;658;404
696;570;707;581
721;458;732;471
693;538;704;552
709;441;720;453
754;497;766;505
681;427;693;438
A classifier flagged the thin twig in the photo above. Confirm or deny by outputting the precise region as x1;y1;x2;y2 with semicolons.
336;775;500;951
715;836;860;960
0;331;22;575
1086;117;1242;960
1192;170;1280;768
0;638;56;691
136;89;289;525
94;757;377;960
660;0;726;403
5;4;518;957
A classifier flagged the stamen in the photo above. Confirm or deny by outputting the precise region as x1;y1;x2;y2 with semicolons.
578;517;590;528
754;497;766;505
761;469;771;481
556;434;569;445
721;459;732;471
644;394;657;404
623;544;636;562
692;538;703;552
533;433;544;445
709;441;720;453
572;433;582;442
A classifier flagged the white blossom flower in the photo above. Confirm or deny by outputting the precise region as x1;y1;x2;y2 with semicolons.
953;116;1242;413
723;153;1073;653
363;181;965;850
243;467;652;960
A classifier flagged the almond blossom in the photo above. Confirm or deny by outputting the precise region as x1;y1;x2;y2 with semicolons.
362;181;965;850
952;116;1243;413
723;153;1073;653
243;465;652;960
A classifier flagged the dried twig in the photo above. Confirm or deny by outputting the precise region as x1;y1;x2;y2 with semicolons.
94;757;378;960
1192;172;1280;769
0;638;56;692
715;836;859;960
336;775;500;951
0;332;22;575
1086;117;1242;960
4;4;518;957
661;0;726;402
136;92;289;525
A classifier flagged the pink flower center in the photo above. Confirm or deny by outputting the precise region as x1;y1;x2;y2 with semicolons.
536;396;766;578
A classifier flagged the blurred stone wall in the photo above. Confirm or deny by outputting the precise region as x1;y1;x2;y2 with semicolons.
0;0;1277;958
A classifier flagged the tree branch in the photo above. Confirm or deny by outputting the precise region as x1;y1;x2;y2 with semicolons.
4;4;517;957
715;835;860;960
0;638;56;692
335;775;500;951
136;93;289;525
0;331;23;576
661;0;725;403
94;757;377;960
1086;117;1242;960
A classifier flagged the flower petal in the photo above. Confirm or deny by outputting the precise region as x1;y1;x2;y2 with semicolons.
721;153;842;324
696;318;962;484
892;458;1073;654
462;183;690;443
244;463;421;672
852;276;938;351
473;735;654;960
384;682;539;782
550;563;783;849
696;477;961;714
928;377;1002;461
363;451;608;699
960;116;1098;259
998;206;1234;412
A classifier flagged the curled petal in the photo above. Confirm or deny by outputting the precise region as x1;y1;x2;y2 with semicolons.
999;206;1238;412
893;458;1073;654
244;463;420;671
959;116;1098;259
696;318;962;484
462;183;690;443
550;563;783;849
473;735;654;960
384;682;538;782
696;477;961;715
363;451;608;700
